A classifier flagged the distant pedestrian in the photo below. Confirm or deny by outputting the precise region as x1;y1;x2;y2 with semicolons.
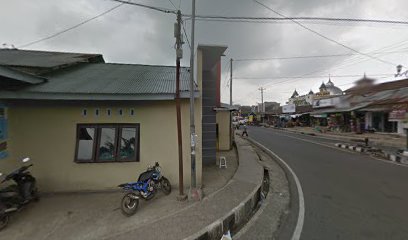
242;125;248;137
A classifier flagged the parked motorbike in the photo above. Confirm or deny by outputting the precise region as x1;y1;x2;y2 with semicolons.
0;157;39;230
118;162;171;216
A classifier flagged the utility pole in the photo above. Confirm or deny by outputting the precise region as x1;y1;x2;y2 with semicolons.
230;58;233;106
175;10;186;201
189;0;200;200
258;87;266;122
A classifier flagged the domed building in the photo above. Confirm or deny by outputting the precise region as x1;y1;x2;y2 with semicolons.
288;89;314;106
325;79;343;95
316;78;343;97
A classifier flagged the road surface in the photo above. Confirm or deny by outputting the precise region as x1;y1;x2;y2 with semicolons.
248;126;408;240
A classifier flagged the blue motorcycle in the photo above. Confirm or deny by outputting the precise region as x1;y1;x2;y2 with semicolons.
118;162;171;216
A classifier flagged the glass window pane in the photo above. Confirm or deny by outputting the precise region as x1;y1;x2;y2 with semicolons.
98;127;116;161
120;127;137;160
77;127;95;160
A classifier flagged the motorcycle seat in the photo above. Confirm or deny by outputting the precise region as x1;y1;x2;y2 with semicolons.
138;170;155;182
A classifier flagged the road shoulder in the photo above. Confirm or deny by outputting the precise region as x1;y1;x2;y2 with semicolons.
235;138;292;240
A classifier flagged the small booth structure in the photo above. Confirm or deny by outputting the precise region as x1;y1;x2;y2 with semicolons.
215;104;237;151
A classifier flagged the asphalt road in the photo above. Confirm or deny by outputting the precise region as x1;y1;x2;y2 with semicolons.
248;126;408;240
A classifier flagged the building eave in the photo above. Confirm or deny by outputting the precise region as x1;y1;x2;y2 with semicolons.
0;91;200;101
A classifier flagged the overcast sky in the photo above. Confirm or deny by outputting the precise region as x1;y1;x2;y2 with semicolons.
2;0;408;105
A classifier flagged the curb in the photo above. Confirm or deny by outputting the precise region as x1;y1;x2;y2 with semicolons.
280;127;405;149
333;143;408;164
184;136;264;240
187;183;263;240
246;137;304;240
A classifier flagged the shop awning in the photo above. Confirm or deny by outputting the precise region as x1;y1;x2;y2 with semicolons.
357;105;393;112
309;103;371;116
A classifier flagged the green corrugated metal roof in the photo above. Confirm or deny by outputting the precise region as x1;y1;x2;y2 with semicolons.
34;63;193;94
0;66;45;84
0;49;103;68
0;63;196;100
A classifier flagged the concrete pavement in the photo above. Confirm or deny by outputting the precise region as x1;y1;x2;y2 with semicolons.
248;126;408;240
1;137;268;240
110;136;264;240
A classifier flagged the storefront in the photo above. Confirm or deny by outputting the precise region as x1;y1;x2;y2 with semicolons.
389;109;408;135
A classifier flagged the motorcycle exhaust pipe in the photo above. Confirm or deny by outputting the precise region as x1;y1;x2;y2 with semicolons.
129;194;139;200
5;207;18;213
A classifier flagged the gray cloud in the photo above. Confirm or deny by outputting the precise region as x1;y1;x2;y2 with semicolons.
1;0;408;105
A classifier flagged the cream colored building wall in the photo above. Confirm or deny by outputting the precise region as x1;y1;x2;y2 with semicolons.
0;100;201;192
181;98;203;189
216;111;231;151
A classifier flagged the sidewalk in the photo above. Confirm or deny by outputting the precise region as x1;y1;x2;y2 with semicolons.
2;137;263;240
281;126;406;151
110;136;264;240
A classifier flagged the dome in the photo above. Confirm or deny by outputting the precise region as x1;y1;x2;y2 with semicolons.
323;78;343;95
326;78;334;87
319;82;326;90
291;89;299;98
326;85;343;95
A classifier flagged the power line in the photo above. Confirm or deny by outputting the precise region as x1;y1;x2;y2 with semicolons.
15;0;408;50
167;0;177;10
18;3;124;48
234;73;393;80
185;16;408;26
181;20;191;48
112;0;176;14
253;0;398;67
234;50;408;61
236;35;408;90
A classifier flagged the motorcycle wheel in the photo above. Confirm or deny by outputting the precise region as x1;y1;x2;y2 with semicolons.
120;193;139;216
0;214;9;231
161;177;171;195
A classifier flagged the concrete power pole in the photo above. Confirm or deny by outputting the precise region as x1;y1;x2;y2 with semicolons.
175;10;186;201
189;0;200;200
230;58;233;106
258;87;266;122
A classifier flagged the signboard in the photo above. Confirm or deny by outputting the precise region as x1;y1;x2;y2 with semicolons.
313;98;333;108
282;104;296;113
0;107;7;159
389;110;407;120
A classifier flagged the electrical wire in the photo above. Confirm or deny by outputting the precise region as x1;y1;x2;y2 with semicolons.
235;38;408;90
235;40;408;90
112;0;176;14
16;0;408;50
184;16;408;26
234;50;408;61
167;0;177;10
18;3;124;48
234;73;393;80
181;20;191;48
253;0;398;67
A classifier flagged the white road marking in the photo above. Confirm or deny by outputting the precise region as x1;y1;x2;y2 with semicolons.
249;138;305;240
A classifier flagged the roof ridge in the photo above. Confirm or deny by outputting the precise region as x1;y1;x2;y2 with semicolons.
101;62;190;68
0;48;101;56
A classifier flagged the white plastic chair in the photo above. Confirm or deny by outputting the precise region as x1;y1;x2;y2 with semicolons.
219;156;227;168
